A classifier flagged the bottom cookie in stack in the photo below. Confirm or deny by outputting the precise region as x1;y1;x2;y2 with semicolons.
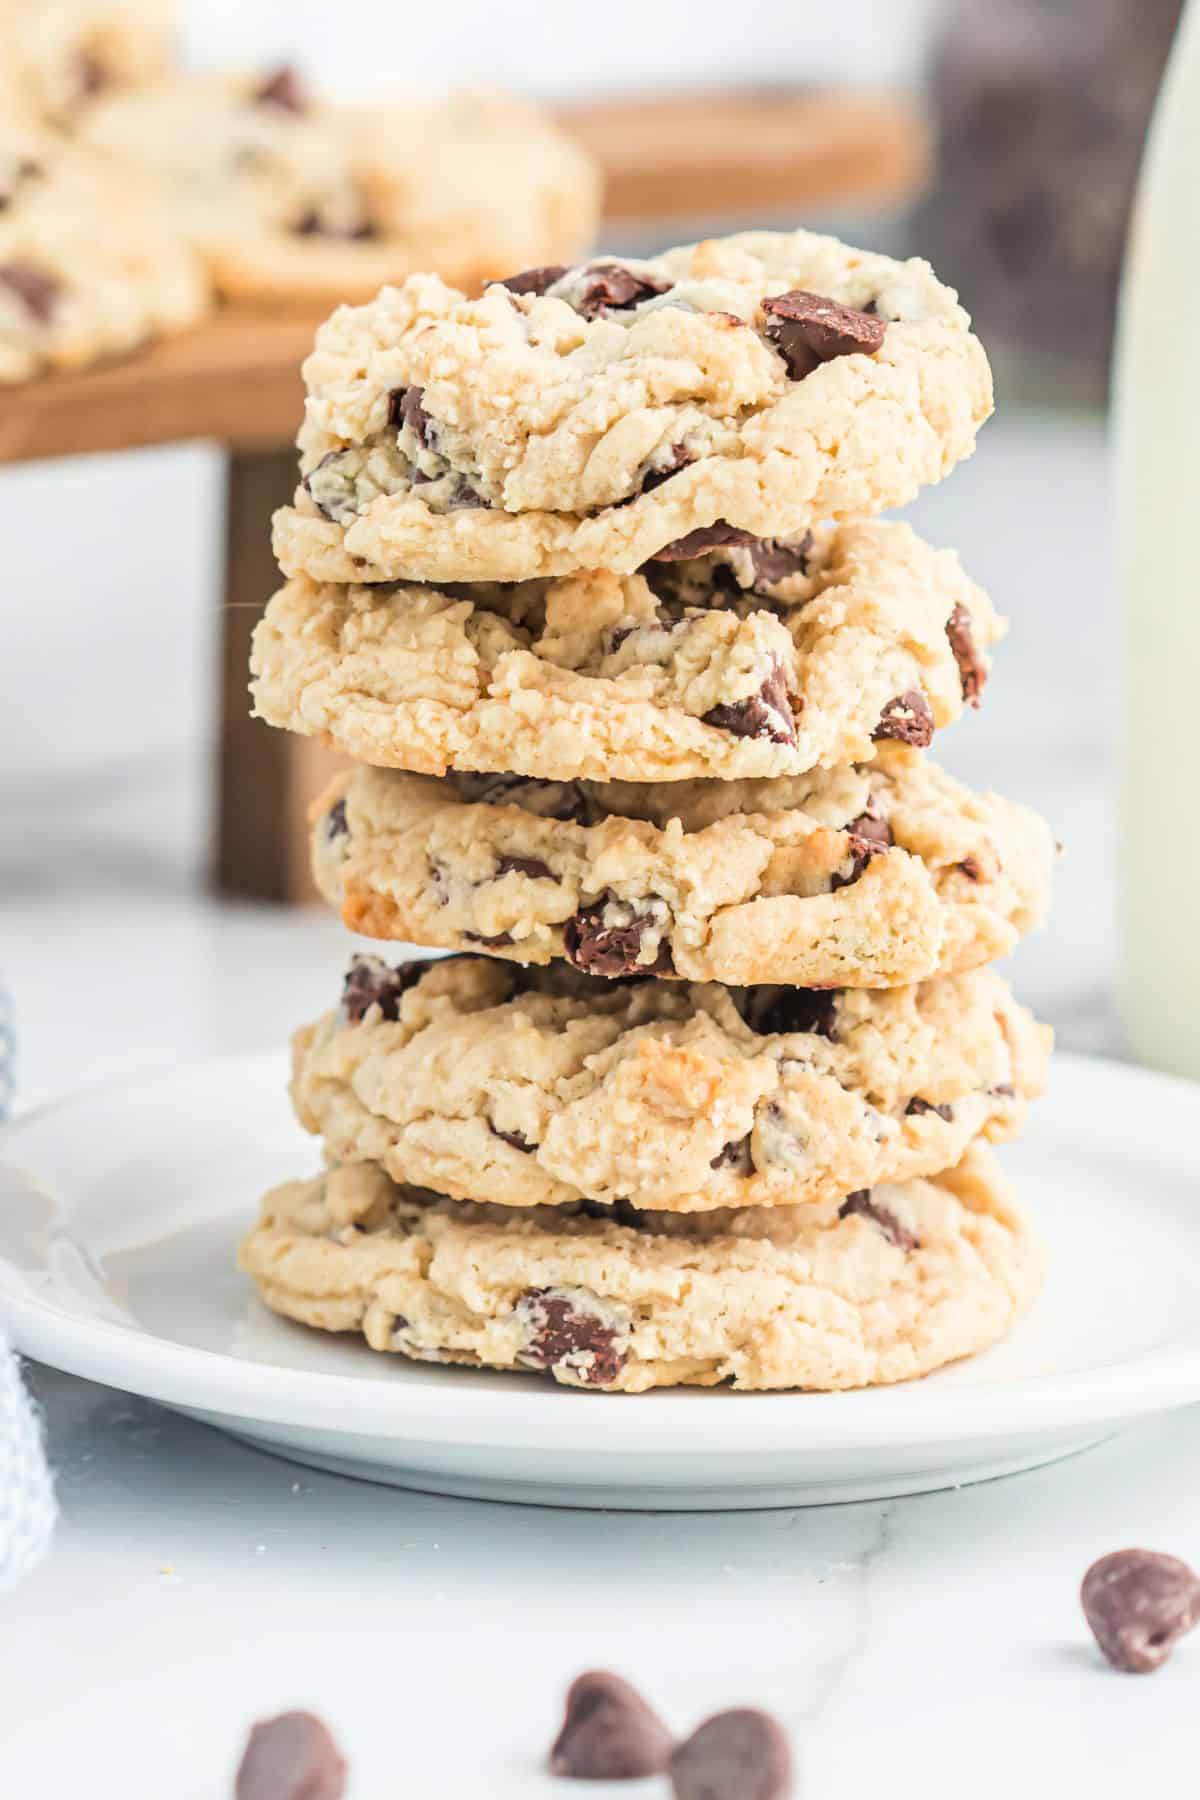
238;1145;1043;1394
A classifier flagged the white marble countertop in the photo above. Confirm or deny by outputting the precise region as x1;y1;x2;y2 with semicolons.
7;406;1191;1797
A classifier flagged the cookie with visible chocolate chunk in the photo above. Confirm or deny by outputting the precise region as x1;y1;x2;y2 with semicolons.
290;952;1049;1215
0;0;172;130
272;226;991;586
250;521;1000;784
0;124;209;384
308;744;1055;989
78;73;599;304
237;1144;1043;1392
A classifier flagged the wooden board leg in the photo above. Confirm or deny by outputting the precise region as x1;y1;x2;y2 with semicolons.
214;447;345;902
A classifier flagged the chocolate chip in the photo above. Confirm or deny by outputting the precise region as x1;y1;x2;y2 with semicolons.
388;384;431;445
495;855;552;880
447;476;488;510
324;798;348;841
549;1671;674;1780
733;986;839;1040
462;930;515;948
499;264;567;295
563;900;673;980
831;800;894;890
292;209;376;240
340;954;423;1024
990;1082;1016;1098
745;531;814;589
234;1711;346;1800
571;261;672;319
946;602;987;704
710;1134;754;1174
702;660;796;747
873;689;935;747
640;444;694;495
451;771;598;824
761;287;887;380
838;1190;919;1251
1081;1550;1200;1673
489;1121;535;1153
958;855;984;882
0;263;59;324
906;1097;954;1123
254;66;308;113
669;1708;791;1800
75;50;107;97
650;521;760;561
576;1196;645;1228
518;1287;627;1385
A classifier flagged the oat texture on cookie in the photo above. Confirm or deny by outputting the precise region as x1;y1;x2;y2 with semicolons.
243;222;1054;1392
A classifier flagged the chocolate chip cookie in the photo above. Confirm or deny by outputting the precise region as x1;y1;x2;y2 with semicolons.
238;1145;1043;1391
250;521;999;783
309;745;1054;988
272;227;992;585
290;952;1049;1214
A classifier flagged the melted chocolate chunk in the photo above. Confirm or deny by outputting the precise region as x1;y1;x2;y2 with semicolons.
906;1097;954;1123
832;799;894;889
640;444;694;495
745;531;814;589
732;986;839;1040
0;263;59;324
958;855;984;882
253;65;308;113
489;1120;535;1153
518;1287;626;1385
447;476;488;509
649;521;759;561
388;384;432;444
1082;1549;1200;1673
710;1134;754;1175
669;1708;792;1800
235;1711;346;1800
563;901;673;980
324;798;348;841
838;1190;919;1251
702;659;797;747
761;287;887;379
462;930;515;948
873;689;935;747
946;601;987;704
549;1671;673;1780
340;954;423;1023
499;264;567;295
570;261;672;319
450;772;598;825
495;854;552;880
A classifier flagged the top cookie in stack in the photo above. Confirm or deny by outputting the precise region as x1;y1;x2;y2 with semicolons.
242;227;1055;1393
270;230;991;585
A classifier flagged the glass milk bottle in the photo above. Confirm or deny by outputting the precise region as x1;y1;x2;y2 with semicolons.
1116;0;1200;1078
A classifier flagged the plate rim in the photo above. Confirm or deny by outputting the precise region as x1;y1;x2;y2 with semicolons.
2;1048;1200;1457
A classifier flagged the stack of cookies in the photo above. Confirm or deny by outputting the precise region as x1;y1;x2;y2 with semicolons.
241;229;1056;1394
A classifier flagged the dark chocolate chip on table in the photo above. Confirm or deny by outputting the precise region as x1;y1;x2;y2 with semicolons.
235;1710;346;1800
761;287;887;380
549;1670;674;1780
873;689;935;747
1081;1549;1200;1673
341;954;423;1024
0;263;59;323
702;659;797;747
669;1707;792;1800
838;1190;919;1252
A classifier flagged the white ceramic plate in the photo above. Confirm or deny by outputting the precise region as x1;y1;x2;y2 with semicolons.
1;1049;1198;1510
